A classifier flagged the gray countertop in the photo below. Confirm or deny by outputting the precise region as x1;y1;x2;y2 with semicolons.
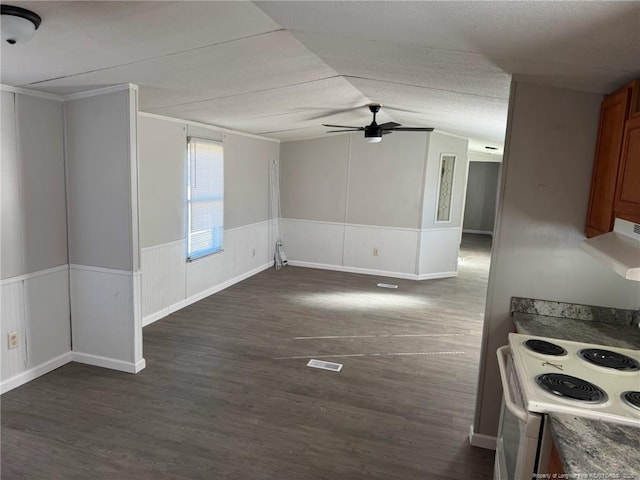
513;312;640;349
512;312;640;479
548;414;640;479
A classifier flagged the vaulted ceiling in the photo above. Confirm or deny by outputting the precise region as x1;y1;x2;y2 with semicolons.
2;1;639;153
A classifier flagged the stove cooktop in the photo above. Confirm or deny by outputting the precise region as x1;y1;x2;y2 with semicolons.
508;333;640;427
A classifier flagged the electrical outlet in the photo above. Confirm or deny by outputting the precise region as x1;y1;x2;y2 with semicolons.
8;332;18;350
373;247;380;257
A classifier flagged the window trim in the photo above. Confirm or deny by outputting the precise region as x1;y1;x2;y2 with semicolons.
186;136;224;262
434;153;457;224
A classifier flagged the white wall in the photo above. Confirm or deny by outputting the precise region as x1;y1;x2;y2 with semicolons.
1;87;280;391
65;86;144;373
1;89;71;393
463;162;500;234
66;89;139;271
472;81;640;441
280;135;349;223
138;117;186;248
137;114;279;326
280;131;468;279
418;132;469;278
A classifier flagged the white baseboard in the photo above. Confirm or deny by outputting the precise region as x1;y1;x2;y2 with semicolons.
287;260;420;280
1;350;147;395
142;261;273;327
72;352;146;373
0;352;74;394
417;271;458;280
463;229;493;236
287;260;458;281
469;424;497;450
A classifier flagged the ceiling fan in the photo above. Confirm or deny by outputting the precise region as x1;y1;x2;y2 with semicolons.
323;104;434;143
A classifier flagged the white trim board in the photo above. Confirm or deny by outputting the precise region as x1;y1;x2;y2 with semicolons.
138;111;280;144
0;84;65;101
468;425;497;450
0;352;147;394
142;261;273;327
417;271;458;280
141;238;184;253
287;260;457;281
140;220;272;253
421;226;461;233
70;263;140;277
0;352;73;395
63;83;138;101
282;217;422;233
72;352;145;373
0;264;69;286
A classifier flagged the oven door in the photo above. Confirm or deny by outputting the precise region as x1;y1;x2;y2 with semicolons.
494;346;546;480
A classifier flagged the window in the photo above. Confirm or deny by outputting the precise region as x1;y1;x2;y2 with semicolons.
187;137;224;260
436;153;456;222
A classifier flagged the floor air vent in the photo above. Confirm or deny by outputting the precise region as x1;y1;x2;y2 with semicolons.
307;359;343;372
377;283;398;289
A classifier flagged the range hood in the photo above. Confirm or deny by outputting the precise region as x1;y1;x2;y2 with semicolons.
581;218;640;281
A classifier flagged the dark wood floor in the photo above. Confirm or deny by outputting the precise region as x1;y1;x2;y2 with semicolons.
1;234;494;479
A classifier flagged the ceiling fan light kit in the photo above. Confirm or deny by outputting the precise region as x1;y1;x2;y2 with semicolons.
1;5;41;45
323;104;433;143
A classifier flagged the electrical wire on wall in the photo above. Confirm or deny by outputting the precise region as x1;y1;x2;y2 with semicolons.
270;159;287;270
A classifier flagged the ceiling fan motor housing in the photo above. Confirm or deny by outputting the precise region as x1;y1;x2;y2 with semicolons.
364;125;382;138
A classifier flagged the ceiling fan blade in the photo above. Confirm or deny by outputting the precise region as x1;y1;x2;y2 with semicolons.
378;122;401;129
386;127;434;132
322;124;363;129
381;106;423;114
306;107;362;121
382;131;393;135
326;129;362;133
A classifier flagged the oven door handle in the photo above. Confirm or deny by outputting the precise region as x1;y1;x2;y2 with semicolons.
496;345;529;423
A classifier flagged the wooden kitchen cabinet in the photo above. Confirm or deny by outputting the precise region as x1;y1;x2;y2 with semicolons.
547;440;565;475
584;82;635;237
613;115;640;223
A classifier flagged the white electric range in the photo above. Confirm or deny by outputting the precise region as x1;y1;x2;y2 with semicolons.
509;333;640;427
494;333;640;480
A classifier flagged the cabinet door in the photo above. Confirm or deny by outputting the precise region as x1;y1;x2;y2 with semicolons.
584;86;632;237
614;116;640;224
547;440;565;475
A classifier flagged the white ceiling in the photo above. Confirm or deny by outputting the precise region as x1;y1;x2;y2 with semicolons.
2;1;639;153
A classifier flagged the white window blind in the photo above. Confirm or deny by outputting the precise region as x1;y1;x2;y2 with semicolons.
187;137;224;260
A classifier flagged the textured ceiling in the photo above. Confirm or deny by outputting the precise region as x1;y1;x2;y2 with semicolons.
2;1;639;153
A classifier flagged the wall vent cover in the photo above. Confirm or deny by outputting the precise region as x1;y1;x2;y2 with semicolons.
307;359;343;372
634;224;640;235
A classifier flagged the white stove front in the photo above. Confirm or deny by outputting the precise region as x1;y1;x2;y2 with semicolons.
508;333;640;427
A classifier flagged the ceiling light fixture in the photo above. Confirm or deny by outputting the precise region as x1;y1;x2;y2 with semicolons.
1;5;41;45
323;104;433;144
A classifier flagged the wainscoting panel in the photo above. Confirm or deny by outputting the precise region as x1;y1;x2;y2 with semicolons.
280;219;345;266
70;265;139;369
141;240;186;319
280;219;427;279
418;227;461;279
231;221;271;278
24;267;71;368
1;265;72;393
343;224;420;277
141;221;272;326
1;279;26;382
